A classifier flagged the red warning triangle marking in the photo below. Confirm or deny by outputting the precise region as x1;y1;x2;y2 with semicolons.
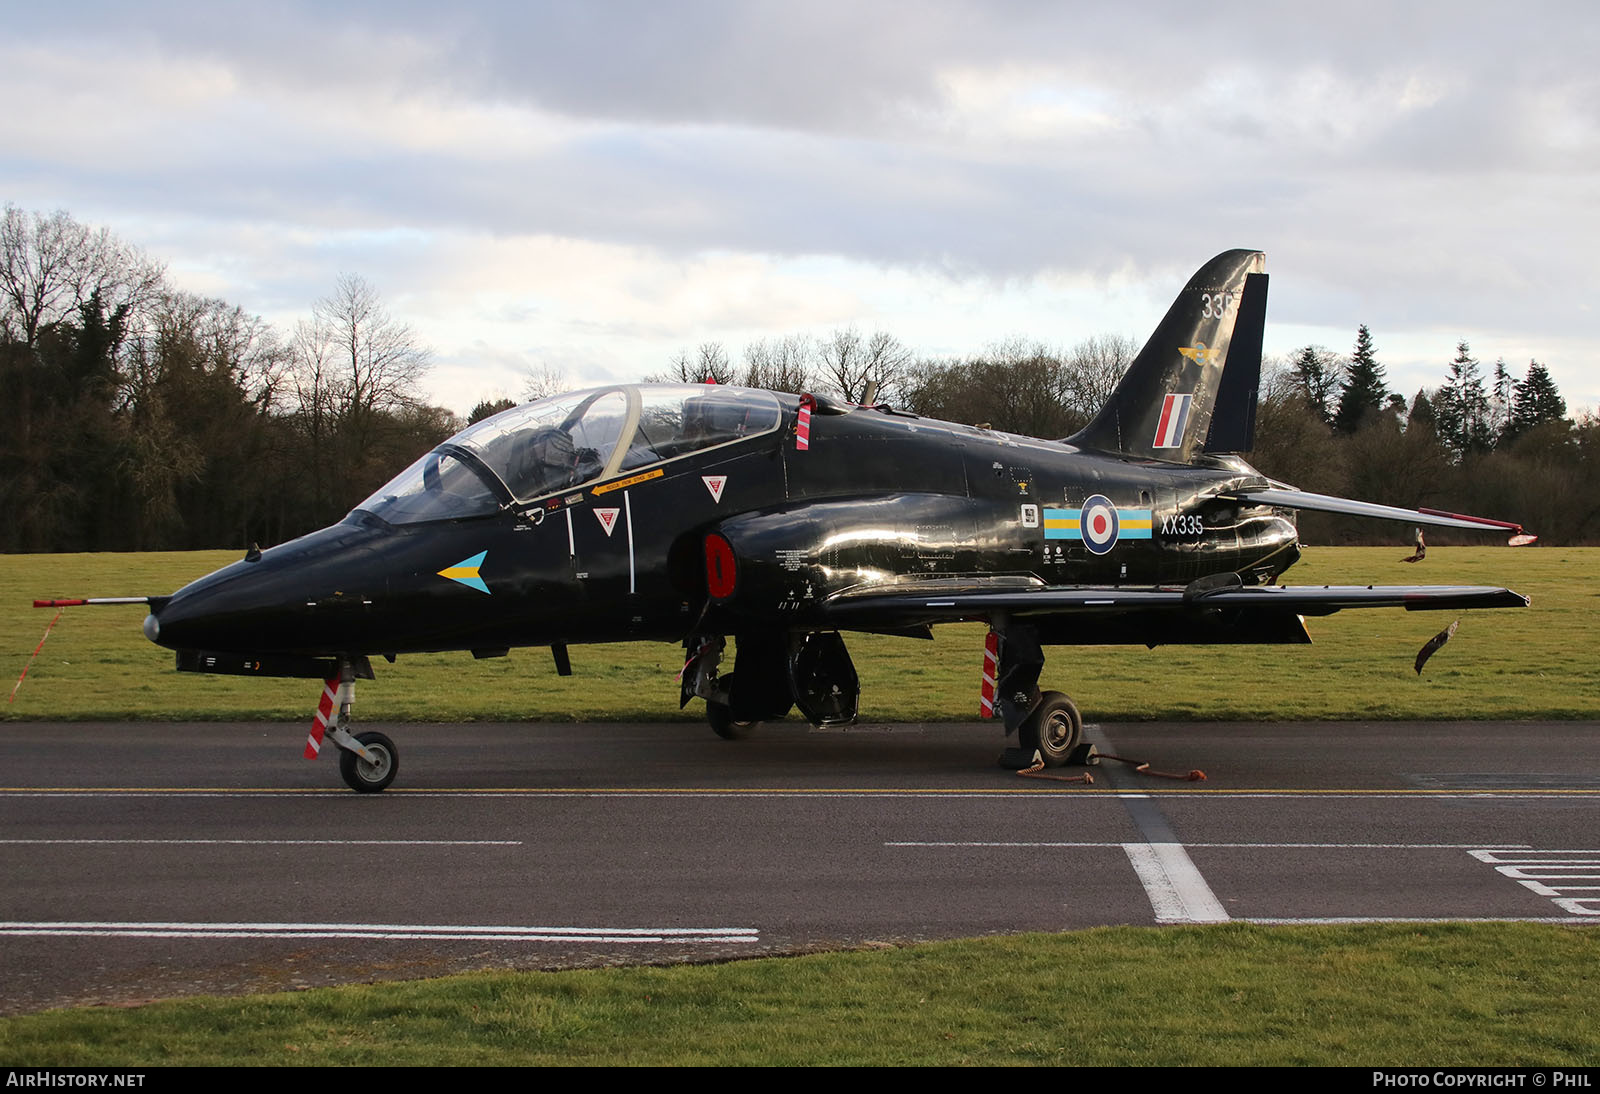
702;475;727;503
595;508;620;536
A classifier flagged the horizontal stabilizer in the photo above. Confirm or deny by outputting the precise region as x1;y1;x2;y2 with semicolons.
1224;488;1534;541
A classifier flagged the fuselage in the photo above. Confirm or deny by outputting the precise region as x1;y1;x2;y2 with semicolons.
148;384;1300;661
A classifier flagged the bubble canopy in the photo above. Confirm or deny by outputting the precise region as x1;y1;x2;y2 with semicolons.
356;385;784;525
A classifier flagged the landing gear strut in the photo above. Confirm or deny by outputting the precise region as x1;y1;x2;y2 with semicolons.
991;625;1087;770
684;631;857;738
312;657;397;792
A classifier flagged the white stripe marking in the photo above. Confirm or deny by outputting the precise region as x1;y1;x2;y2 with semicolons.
1122;842;1230;924
566;508;575;556
0;839;522;846
0;921;758;944
624;489;636;594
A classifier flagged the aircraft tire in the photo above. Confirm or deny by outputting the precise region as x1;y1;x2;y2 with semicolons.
708;702;758;740
1021;692;1082;768
707;677;759;741
339;730;399;793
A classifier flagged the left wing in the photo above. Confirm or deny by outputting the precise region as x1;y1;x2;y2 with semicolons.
823;579;1527;631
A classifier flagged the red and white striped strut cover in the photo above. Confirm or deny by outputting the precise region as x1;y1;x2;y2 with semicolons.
796;394;815;451
305;676;338;759
979;630;999;719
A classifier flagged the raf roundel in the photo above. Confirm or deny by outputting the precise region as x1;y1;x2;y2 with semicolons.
1079;494;1120;555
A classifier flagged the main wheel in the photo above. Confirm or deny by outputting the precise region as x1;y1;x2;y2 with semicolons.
1020;691;1082;768
339;730;398;793
707;674;758;740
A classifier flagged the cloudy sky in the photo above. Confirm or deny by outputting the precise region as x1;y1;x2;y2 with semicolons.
4;1;1595;415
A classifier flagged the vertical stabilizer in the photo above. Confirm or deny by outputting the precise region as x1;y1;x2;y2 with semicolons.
1068;250;1267;462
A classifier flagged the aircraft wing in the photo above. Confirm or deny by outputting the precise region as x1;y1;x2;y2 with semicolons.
822;580;1528;630
1222;488;1534;541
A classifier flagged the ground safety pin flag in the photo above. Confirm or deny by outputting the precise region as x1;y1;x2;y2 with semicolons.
979;631;999;719
305;676;338;759
796;394;815;451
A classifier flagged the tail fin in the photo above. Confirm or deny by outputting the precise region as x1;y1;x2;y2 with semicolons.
1069;249;1268;462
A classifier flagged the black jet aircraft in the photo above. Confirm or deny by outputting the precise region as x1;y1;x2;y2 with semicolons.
50;249;1532;791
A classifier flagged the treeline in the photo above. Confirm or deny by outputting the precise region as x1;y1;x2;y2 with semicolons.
1250;327;1591;543
4;205;1594;552
669;323;1595;544
0;206;458;553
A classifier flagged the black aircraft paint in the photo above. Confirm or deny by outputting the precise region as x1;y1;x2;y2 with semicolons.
109;250;1531;791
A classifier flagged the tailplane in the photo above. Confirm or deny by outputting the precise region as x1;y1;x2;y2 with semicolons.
1068;249;1267;462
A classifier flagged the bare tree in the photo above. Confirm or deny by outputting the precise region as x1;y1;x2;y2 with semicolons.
1063;333;1137;418
740;334;814;393
653;341;736;384
289;274;431;514
818;327;912;404
522;360;569;401
0;205;164;348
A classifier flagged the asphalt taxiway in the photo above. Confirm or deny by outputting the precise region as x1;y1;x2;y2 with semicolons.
2;719;1598;1014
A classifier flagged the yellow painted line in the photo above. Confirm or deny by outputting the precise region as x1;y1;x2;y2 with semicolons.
1;786;1597;796
591;467;663;495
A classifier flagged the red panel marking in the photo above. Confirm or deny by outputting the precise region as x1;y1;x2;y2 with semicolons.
704;534;738;599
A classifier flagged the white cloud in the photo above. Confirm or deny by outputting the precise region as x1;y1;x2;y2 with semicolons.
1;0;1593;417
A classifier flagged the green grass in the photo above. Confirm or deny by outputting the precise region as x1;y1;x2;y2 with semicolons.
5;547;1597;722
2;924;1596;1065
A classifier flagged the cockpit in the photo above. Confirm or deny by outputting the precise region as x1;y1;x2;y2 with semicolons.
356;384;785;525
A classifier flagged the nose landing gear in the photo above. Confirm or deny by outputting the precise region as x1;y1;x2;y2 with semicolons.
305;657;397;792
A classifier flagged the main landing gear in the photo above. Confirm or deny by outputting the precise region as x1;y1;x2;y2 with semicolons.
989;625;1092;770
310;658;398;792
683;632;861;738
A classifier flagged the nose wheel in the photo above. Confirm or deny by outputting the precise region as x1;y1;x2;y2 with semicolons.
337;730;399;793
306;661;400;792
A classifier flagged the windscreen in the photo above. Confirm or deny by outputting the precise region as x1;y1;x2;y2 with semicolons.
355;449;504;525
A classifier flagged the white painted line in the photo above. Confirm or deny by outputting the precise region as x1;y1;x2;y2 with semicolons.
0;921;759;944
0;839;522;846
1123;842;1231;924
1468;848;1600;916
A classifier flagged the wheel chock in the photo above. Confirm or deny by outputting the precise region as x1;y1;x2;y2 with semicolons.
1066;742;1099;766
997;747;1041;770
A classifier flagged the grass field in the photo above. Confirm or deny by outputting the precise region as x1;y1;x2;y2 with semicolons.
3;548;1598;1064
4;546;1597;722
2;924;1597;1066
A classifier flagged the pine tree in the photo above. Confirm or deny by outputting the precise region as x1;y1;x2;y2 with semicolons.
1508;361;1567;439
1408;389;1437;433
1333;324;1389;433
1289;345;1341;425
1490;358;1514;442
1436;341;1491;457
